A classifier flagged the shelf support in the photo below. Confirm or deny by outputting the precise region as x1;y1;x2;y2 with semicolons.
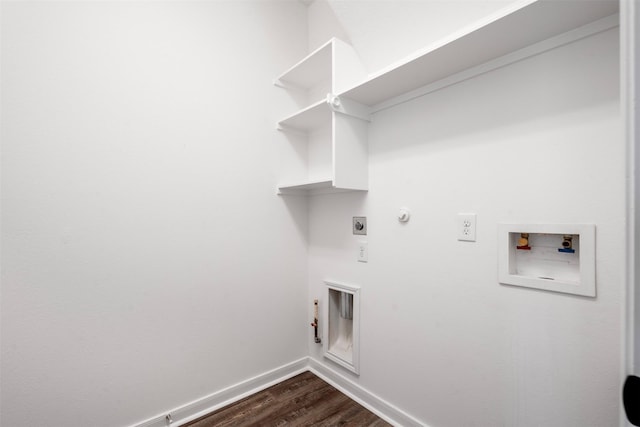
326;94;371;123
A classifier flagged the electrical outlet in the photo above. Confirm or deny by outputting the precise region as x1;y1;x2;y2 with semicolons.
457;213;477;242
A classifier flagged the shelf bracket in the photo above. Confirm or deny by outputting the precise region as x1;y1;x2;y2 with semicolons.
326;94;371;123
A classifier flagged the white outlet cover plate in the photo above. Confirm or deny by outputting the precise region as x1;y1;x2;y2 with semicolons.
357;241;368;263
457;213;477;241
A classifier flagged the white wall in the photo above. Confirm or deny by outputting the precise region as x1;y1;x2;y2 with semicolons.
0;2;309;426
308;0;351;52
307;2;623;426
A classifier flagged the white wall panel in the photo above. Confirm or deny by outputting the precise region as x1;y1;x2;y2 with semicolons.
0;2;309;426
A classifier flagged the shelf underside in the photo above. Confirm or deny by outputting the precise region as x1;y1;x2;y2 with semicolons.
341;0;618;106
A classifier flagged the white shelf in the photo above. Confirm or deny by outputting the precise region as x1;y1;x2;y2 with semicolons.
275;1;617;197
276;39;333;89
278;179;333;192
277;180;366;196
277;99;331;131
278;180;334;196
340;0;619;106
275;38;369;196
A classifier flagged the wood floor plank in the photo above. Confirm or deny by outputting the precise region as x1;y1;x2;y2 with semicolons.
245;383;338;426
184;371;392;427
259;386;348;425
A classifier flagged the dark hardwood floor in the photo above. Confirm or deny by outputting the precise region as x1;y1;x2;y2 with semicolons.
183;371;392;426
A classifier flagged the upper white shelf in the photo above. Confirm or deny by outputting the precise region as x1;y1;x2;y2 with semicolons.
340;0;619;106
276;39;333;89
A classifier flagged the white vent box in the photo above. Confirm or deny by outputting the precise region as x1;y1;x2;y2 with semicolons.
323;281;360;375
498;224;595;297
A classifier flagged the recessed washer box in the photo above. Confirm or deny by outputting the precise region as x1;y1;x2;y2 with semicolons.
498;224;596;297
323;281;360;375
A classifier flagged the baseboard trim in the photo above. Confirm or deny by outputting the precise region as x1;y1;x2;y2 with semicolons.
130;357;309;427
130;356;425;427
307;357;427;427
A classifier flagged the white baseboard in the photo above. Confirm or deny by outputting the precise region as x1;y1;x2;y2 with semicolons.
307;357;427;427
130;356;426;427
130;357;309;427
